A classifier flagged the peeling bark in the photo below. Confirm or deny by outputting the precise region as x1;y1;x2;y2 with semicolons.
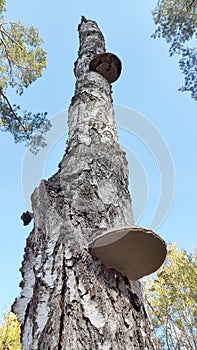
13;17;156;349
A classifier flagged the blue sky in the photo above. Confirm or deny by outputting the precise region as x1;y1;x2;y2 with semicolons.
0;0;196;315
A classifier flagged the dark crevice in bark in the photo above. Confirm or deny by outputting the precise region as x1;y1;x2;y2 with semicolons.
58;254;66;349
123;275;130;286
129;292;141;312
142;305;148;319
136;328;144;349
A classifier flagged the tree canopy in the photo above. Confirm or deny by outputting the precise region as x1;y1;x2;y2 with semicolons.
152;0;197;101
144;243;197;349
0;310;21;350
0;0;50;153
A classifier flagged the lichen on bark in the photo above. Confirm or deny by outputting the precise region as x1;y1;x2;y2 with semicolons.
13;17;156;349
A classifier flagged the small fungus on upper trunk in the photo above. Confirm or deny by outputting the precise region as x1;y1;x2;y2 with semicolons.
89;52;122;83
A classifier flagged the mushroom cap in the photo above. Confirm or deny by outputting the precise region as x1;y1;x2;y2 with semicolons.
89;52;122;83
90;226;167;280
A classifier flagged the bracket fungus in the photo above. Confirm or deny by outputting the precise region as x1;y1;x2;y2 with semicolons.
89;52;122;83
90;227;167;280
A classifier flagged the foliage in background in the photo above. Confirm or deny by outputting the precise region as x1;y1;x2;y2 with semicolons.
0;310;21;350
152;0;197;101
144;243;197;350
0;0;51;153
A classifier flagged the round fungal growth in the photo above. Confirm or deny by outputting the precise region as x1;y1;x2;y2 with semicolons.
89;52;122;83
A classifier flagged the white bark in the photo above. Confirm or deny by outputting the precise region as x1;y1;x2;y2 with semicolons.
13;17;156;349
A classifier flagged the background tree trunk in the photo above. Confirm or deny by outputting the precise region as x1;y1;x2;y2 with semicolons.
13;17;156;349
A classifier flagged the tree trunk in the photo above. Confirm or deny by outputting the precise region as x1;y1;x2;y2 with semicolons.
13;17;156;349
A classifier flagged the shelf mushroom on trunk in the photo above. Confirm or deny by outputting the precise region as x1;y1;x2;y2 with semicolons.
90;226;166;281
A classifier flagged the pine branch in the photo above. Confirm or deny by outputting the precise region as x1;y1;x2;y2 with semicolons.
0;90;28;136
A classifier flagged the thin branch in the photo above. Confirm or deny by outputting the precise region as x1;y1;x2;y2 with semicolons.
179;307;197;349
188;0;196;8
185;0;197;11
0;90;29;137
146;301;163;324
0;21;19;26
0;25;23;49
1;33;13;76
0;32;29;83
165;313;171;350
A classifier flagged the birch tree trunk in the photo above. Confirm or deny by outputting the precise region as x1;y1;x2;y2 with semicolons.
13;17;157;349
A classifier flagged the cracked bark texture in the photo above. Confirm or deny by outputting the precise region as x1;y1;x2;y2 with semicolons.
13;17;156;349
